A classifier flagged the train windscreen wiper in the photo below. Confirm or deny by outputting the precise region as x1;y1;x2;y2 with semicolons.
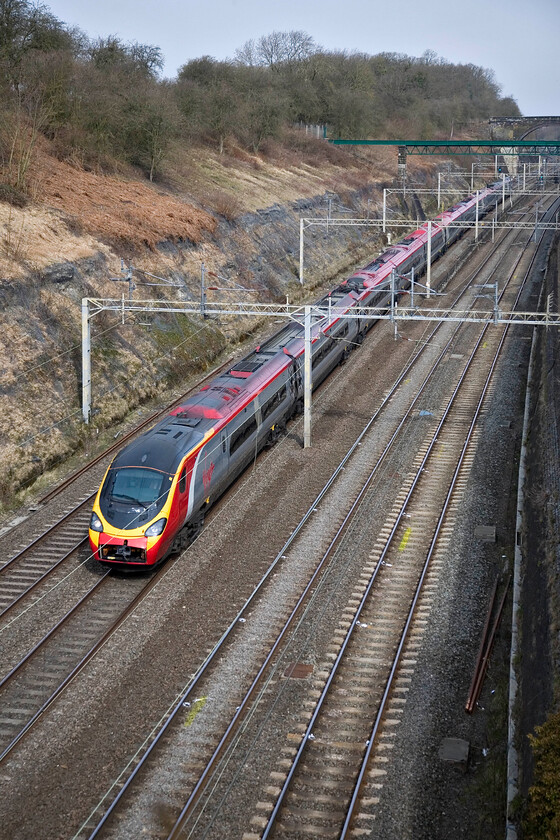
111;494;148;508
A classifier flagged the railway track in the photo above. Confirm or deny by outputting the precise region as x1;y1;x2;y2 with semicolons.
0;365;244;759
0;498;94;621
1;570;125;761
257;282;516;839
68;195;551;839
0;357;239;652
163;203;541;840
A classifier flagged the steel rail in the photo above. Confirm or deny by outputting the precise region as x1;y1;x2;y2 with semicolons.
0;499;93;618
342;319;516;837
263;288;498;838
257;198;555;839
0;497;93;573
0;573;108;691
465;577;512;714
0;536;89;620
0;572;109;761
165;325;475;840
80;266;474;840
164;206;540;839
0;568;164;764
77;194;542;840
465;575;500;712
340;199;558;836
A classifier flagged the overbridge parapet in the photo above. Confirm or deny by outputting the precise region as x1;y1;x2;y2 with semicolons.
490;117;560;140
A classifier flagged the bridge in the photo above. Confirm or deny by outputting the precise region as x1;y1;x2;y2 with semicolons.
328;137;560;176
489;116;560;140
329;140;560;163
328;138;560;156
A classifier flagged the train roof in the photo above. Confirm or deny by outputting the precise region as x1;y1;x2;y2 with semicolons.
105;180;507;479
111;423;205;474
167;321;305;426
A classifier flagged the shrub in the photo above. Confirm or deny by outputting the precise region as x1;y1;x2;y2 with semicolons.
0;183;29;207
524;712;560;839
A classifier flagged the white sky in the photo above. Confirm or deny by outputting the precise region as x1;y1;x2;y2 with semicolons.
44;0;558;116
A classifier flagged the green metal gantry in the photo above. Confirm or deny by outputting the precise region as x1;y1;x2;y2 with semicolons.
329;139;560;156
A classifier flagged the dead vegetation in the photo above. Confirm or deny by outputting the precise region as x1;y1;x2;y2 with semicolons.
31;144;217;251
0;132;435;508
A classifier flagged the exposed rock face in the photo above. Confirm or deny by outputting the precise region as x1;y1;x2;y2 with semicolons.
0;142;440;504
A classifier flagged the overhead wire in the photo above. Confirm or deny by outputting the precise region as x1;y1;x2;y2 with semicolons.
3;309;141;384
15;314;223;450
0;313;145;438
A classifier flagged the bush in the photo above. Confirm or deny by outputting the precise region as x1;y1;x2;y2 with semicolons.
209;190;243;221
524;711;560;839
0;183;29;207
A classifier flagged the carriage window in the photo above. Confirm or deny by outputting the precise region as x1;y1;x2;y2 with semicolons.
262;386;287;421
313;337;335;366
230;415;258;455
179;466;186;493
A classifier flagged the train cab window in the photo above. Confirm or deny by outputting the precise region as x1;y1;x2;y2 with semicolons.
111;468;165;506
179;466;187;493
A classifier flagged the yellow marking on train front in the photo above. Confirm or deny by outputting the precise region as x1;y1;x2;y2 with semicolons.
399;527;412;551
184;697;207;726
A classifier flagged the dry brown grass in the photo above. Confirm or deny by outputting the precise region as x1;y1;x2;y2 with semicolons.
0;129;444;506
0;131;438;284
27;142;216;252
209;190;244;221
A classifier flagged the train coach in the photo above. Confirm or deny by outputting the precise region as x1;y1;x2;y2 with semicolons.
89;180;508;567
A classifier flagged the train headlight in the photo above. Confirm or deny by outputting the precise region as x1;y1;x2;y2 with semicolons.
89;512;104;533
145;518;167;538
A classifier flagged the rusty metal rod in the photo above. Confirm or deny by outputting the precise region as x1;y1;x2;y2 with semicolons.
465;575;499;712
466;575;511;713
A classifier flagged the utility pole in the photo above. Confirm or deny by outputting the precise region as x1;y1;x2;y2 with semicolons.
390;270;398;340
382;189;387;233
200;263;207;317
81;299;91;423
304;306;312;448
110;260;135;299
426;220;432;298
299;218;304;284
475;191;480;241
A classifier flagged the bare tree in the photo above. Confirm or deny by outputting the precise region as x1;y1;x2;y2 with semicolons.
122;81;179;180
234;38;258;67
0;0;68;87
235;30;317;70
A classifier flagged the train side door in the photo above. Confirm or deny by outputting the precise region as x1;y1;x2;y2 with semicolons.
289;357;303;407
198;429;228;505
227;403;258;481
